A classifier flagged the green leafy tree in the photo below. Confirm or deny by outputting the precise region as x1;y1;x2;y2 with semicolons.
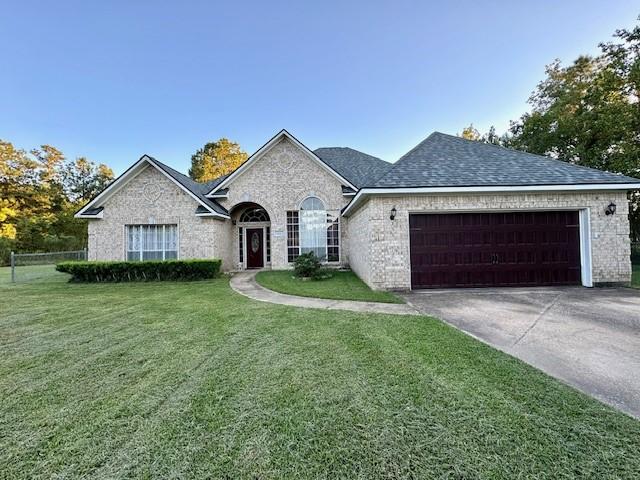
60;157;114;203
0;139;115;261
0;141;38;239
188;138;248;182
508;18;640;238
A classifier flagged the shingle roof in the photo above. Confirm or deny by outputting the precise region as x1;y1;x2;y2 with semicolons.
371;132;640;188
314;147;392;188
148;157;229;216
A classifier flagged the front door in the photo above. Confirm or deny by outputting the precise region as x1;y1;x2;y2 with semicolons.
246;228;264;269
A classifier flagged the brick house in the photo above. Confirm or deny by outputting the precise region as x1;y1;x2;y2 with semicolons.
76;129;640;290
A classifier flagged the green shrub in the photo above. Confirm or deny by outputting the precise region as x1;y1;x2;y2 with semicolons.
293;252;323;279
56;259;221;282
632;243;640;265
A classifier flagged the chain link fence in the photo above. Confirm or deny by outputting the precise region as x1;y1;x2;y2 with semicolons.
5;250;87;284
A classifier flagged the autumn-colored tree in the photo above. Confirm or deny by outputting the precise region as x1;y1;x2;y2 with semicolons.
459;124;481;141
0;140;115;262
188;138;248;182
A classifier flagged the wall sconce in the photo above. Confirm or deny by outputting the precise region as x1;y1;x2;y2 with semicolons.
605;202;617;216
390;206;397;220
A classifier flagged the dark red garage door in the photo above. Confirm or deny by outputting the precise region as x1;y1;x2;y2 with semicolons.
409;211;581;289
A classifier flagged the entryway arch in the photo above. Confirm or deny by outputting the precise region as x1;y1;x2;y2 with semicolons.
231;203;271;269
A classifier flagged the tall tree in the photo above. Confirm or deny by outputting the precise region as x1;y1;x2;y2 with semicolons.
508;18;640;237
60;157;114;203
188;138;248;182
0;141;38;239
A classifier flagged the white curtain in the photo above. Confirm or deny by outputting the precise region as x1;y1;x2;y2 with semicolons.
300;197;327;259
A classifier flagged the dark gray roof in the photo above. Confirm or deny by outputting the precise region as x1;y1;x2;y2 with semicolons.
314;147;392;188
371;132;640;188
148;156;229;216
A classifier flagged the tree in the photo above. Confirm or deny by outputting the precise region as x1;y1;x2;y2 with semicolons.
0;139;115;261
60;157;114;203
459;124;481;141
188;138;248;182
459;124;508;145
508;18;640;237
0;141;38;239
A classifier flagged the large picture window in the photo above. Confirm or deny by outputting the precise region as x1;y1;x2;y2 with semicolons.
126;224;177;261
287;197;340;263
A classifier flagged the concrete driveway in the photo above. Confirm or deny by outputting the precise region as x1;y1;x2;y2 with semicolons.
401;287;640;418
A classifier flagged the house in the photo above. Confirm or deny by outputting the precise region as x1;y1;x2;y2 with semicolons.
76;129;640;290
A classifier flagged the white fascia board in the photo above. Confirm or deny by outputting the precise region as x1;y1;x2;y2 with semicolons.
341;183;640;216
206;129;357;196
75;155;227;219
196;212;230;219
75;158;149;218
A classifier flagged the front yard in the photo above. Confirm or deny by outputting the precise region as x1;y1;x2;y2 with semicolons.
255;270;403;303
1;270;639;478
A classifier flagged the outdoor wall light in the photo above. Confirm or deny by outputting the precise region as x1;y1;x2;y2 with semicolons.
390;206;397;220
605;202;617;216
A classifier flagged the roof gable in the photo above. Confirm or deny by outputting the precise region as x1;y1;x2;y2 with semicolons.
75;155;229;219
206;129;357;196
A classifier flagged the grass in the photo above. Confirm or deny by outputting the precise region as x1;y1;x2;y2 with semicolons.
1;271;639;478
632;263;639;288
0;264;65;284
255;270;403;303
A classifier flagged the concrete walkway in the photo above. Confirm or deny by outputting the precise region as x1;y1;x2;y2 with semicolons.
230;271;420;315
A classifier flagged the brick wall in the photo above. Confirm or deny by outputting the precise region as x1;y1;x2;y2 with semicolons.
87;165;231;267
349;191;631;290
217;137;351;269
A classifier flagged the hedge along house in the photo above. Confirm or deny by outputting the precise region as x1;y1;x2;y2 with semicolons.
76;129;640;290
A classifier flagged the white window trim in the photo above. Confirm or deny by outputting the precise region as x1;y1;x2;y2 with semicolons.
286;207;341;264
124;224;179;261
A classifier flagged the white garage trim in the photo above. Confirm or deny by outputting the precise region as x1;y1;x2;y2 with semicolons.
343;184;640;216
405;207;593;288
579;209;593;287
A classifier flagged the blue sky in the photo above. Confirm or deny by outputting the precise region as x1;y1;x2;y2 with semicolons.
1;1;638;174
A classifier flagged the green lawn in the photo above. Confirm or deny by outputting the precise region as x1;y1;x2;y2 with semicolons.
1;272;639;478
255;270;403;303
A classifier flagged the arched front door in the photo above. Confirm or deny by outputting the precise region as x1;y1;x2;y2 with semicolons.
246;228;264;268
234;204;271;270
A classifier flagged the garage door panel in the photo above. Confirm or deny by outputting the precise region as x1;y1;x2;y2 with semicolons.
409;211;581;289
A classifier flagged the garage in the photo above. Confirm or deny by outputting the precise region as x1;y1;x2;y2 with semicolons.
409;211;581;289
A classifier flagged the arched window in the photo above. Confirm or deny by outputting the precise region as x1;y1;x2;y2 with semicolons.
239;207;269;223
287;197;340;263
300;196;327;259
